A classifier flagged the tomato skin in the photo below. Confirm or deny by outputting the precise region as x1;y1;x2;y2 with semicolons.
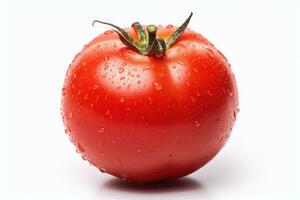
62;26;238;183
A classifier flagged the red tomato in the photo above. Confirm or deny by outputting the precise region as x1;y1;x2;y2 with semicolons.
62;13;238;183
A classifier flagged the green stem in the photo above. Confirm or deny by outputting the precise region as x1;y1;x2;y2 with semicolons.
146;25;157;49
147;38;166;58
166;12;193;49
92;12;193;58
131;22;147;46
92;20;140;52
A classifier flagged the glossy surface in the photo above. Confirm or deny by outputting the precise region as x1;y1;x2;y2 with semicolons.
62;26;238;183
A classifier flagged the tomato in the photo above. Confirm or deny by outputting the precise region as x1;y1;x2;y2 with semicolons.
62;13;238;183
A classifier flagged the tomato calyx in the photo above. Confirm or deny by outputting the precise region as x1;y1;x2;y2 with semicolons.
92;12;193;58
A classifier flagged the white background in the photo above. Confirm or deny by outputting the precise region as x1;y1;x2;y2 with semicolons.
1;0;299;199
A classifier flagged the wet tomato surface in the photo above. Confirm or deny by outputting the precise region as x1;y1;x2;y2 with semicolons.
62;14;238;183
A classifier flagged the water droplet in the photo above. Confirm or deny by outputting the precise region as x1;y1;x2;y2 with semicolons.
121;174;128;181
133;101;137;106
93;84;99;90
136;148;142;152
143;66;150;71
186;81;190;87
123;55;129;60
120;96;125;103
177;61;185;66
191;32;197;38
62;87;67;96
152;81;163;90
77;142;85;153
167;24;174;28
148;97;153;104
68;112;73;119
158;73;165;78
104;30;113;35
190;96;196;103
202;63;208;68
194;120;201;127
218;137;224;144
119;67;125;73
104;62;109;70
64;128;70;134
206;47;214;58
81;155;87;160
99;167;107;173
105;110;111;115
224;134;230;144
76;122;82;128
98;127;105;133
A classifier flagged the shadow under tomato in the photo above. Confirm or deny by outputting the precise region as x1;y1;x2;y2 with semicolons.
102;176;203;193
